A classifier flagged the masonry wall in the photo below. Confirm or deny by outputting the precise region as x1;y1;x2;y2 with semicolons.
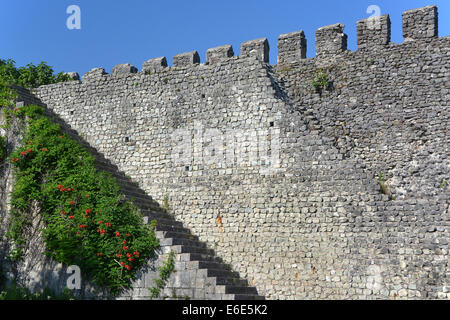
25;5;450;299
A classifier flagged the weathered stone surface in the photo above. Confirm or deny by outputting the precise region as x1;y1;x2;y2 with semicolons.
173;51;200;68
403;5;438;41
316;23;348;56
112;63;138;76
1;5;449;300
65;72;80;81
81;67;107;82
357;14;391;49
277;30;307;64
206;45;234;64
241;38;269;63
142;57;168;74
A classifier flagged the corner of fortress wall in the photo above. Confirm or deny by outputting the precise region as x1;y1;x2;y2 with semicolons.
11;5;450;300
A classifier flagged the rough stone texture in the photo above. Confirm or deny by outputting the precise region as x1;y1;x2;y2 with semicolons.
241;38;269;63
1;6;449;300
357;14;391;49
112;63;138;76
65;72;80;81
316;23;348;56
1;87;263;300
206;45;234;65
82;68;107;82
278;31;307;65
173;51;200;68
403;5;438;42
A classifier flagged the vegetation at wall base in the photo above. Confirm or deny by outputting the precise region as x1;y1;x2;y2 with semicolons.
4;104;159;295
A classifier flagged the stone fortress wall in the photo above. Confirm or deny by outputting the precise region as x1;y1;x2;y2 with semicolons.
6;5;450;299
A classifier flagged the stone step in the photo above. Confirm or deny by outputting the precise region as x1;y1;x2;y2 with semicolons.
231;294;266;300
170;245;216;256
204;268;237;279
154;223;190;234
186;260;228;271
159;237;207;249
178;252;225;265
155;231;199;242
214;277;248;287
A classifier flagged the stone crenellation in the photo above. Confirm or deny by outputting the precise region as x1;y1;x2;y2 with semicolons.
1;5;449;300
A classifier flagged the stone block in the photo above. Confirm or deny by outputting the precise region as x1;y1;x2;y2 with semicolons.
173;51;200;68
357;14;391;49
277;30;307;64
316;23;347;55
403;5;438;41
241;38;269;63
142;57;168;74
112;63;138;76
206;45;234;64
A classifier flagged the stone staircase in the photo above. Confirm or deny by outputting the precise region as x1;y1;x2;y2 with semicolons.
42;107;265;300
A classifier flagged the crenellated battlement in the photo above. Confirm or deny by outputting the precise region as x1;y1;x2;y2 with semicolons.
62;5;444;83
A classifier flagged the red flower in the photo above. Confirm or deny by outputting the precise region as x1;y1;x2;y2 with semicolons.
121;262;125;266
11;158;19;163
115;232;121;237
57;185;63;190
116;254;123;258
59;135;63;139
126;233;131;237
125;265;131;270
42;148;47;152
98;220;104;224
96;253;103;256
70;200;76;205
122;240;127;244
26;149;32;153
85;209;91;214
69;216;75;219
134;251;140;257
20;151;26;156
122;246;129;251
85;194;89;197
79;224;87;229
60;211;66;215
128;258;134;262
126;253;132;258
100;230;106;235
66;188;72;192
105;222;112;227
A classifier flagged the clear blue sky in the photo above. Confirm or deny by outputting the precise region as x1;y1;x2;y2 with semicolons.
1;0;449;77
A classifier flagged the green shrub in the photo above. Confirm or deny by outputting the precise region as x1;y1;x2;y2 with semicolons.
311;69;329;93
0;59;70;89
7;104;159;295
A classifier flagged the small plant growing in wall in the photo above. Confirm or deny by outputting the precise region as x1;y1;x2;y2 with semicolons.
162;194;170;213
311;69;330;94
149;250;175;299
378;172;393;199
